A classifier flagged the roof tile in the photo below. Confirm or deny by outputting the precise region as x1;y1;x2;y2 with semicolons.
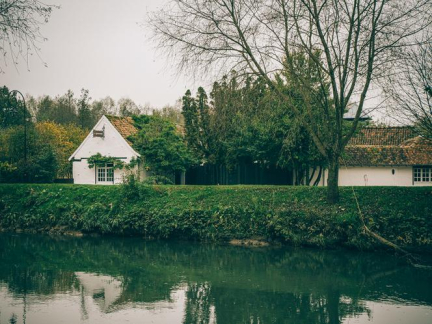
343;126;432;166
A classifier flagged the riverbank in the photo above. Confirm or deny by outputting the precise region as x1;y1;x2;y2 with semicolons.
0;184;431;252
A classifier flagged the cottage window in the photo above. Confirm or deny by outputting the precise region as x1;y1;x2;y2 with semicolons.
413;166;431;182
97;163;114;183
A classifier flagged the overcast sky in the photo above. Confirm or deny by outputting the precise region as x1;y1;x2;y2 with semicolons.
2;0;201;109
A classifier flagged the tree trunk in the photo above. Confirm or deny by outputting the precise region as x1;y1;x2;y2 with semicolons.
327;157;340;204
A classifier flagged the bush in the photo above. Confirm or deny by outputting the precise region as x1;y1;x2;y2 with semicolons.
0;184;431;252
142;175;174;185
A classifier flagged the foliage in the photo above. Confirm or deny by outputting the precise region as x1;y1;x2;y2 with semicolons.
130;115;197;176
0;184;431;252
141;175;174;185
87;153;127;170
0;121;86;182
77;89;92;129
149;0;432;203
29;89;146;129
26;146;58;183
37;90;78;125
35;91;121;128
0;162;17;182
153;104;184;125
91;96;116;123
121;174;140;200
182;65;326;182
118;97;141;117
35;122;86;178
0;86;30;128
182;88;212;163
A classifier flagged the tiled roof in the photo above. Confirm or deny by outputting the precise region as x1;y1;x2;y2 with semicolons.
105;115;137;144
347;126;416;146
343;127;432;166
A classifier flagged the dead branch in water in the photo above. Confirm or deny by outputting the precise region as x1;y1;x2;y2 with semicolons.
343;158;432;270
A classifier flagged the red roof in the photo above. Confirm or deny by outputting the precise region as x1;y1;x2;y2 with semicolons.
343;127;432;166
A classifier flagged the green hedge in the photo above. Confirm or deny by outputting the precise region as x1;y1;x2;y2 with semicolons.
0;184;431;251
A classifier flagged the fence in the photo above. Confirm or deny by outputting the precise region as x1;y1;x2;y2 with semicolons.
185;164;292;185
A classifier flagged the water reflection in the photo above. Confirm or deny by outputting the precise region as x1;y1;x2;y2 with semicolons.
0;234;431;324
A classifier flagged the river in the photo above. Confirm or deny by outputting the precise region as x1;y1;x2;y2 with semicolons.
0;234;431;324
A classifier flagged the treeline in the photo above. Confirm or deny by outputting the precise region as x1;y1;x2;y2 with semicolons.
0;86;183;183
132;54;357;185
181;69;328;185
1;53;366;185
25;89;153;129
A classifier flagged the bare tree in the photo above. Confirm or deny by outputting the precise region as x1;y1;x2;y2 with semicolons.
384;39;432;138
149;0;431;203
118;97;141;117
0;0;58;72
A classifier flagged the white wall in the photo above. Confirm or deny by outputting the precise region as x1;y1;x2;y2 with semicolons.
313;166;431;186
339;167;413;186
70;116;141;185
72;160;95;185
72;161;139;185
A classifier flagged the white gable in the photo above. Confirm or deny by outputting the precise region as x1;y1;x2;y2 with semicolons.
69;115;140;162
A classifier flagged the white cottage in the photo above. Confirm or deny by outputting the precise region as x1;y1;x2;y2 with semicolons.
69;115;144;185
311;126;432;186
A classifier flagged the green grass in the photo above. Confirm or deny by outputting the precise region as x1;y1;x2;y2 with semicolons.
0;184;431;251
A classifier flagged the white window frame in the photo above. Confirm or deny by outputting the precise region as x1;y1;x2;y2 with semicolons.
413;166;431;183
96;163;114;183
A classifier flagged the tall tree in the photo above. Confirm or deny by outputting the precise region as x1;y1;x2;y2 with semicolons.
0;0;58;72
153;104;184;125
56;90;77;125
91;96;116;122
0;86;27;128
196;87;212;158
37;91;77;125
182;88;214;163
118;97;140;117
77;89;92;129
130;115;197;178
150;0;431;203
182;90;201;158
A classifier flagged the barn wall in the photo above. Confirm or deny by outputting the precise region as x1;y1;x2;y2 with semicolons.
339;167;413;186
313;166;431;186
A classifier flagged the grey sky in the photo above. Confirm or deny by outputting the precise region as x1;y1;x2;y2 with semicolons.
2;0;197;108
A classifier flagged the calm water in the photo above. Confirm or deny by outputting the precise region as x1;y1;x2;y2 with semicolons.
0;234;431;324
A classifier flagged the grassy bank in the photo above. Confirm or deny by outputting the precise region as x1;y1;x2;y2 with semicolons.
0;184;431;251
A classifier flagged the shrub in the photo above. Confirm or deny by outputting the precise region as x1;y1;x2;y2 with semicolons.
0;184;431;252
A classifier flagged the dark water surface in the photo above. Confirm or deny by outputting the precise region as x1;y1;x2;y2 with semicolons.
0;234;431;324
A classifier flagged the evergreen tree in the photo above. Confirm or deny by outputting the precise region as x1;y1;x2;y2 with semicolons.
77;89;92;129
196;87;212;160
130;115;197;177
0;86;27;128
36;95;55;122
182;90;201;158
